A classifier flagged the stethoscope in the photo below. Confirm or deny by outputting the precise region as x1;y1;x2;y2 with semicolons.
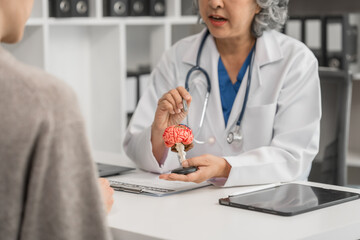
185;30;256;145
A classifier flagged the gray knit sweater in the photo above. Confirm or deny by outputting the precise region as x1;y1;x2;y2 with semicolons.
0;46;112;240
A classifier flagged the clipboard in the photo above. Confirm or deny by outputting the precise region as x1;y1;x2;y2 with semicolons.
107;170;210;196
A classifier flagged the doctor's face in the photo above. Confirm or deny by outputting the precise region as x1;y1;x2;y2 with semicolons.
198;0;260;40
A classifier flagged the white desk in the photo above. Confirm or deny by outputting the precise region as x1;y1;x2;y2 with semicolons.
107;182;360;240
95;152;360;240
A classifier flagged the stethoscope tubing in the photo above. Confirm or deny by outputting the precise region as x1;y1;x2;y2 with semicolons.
185;30;212;93
185;29;256;144
235;43;256;127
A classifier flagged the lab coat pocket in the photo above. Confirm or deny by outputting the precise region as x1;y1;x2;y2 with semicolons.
243;103;277;150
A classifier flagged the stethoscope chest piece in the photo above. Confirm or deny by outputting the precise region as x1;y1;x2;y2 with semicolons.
226;125;243;144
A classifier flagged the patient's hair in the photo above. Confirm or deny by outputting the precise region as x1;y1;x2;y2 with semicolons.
193;0;289;37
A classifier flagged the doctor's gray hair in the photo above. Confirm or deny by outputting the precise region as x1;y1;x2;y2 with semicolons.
253;0;289;37
193;0;289;38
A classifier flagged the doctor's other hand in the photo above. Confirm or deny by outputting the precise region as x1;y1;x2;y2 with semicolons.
152;86;191;133
159;154;232;183
98;178;114;214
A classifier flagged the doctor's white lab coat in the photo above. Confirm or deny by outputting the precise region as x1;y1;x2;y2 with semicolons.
123;29;321;187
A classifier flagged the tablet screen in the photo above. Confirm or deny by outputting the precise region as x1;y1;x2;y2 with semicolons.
219;183;360;216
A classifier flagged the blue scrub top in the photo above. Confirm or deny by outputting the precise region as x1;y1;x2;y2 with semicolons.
218;47;254;127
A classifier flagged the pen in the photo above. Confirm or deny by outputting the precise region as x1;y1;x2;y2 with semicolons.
182;99;188;112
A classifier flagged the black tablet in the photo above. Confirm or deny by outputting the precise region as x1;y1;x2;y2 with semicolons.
219;183;360;216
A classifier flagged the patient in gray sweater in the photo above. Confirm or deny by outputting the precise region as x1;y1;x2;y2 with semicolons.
0;0;113;239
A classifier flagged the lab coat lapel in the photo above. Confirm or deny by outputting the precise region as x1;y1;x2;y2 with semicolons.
207;36;227;137
256;30;283;68
225;31;284;131
182;30;284;145
182;29;206;66
225;68;251;133
182;29;226;142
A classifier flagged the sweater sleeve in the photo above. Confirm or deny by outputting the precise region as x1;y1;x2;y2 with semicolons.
19;118;112;240
0;47;112;240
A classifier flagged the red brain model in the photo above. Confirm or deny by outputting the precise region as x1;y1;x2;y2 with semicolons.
163;124;194;152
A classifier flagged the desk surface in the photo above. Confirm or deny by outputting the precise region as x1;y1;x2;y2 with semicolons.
95;152;360;240
107;182;360;240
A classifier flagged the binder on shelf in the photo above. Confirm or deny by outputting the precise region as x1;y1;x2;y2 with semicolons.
103;0;129;17
139;73;151;98
285;19;302;41
71;0;89;17
346;25;358;63
149;0;166;17
285;17;325;67
126;76;137;114
305;18;324;66
130;0;149;16
284;15;359;70
326;19;343;69
126;65;151;125
127;66;151;103
325;17;357;69
305;19;322;49
49;0;72;18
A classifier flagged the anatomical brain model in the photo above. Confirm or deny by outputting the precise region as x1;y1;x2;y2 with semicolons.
162;124;194;163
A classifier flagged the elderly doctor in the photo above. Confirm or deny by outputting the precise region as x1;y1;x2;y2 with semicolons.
123;0;321;187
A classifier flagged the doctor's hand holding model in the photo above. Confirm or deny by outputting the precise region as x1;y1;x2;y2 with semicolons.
124;0;321;187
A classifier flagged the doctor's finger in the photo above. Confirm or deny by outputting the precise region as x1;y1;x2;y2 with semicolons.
163;92;181;112
159;173;190;182
158;99;177;114
185;171;208;183
182;155;211;168
169;89;184;110
176;86;191;100
159;93;177;112
172;169;207;183
176;86;192;104
160;171;206;184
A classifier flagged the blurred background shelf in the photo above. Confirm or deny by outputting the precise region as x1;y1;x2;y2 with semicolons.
3;0;360;186
289;0;360;15
4;0;202;155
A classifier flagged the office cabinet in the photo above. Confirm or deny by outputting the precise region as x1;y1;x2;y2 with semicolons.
348;15;360;172
2;0;201;154
284;13;360;185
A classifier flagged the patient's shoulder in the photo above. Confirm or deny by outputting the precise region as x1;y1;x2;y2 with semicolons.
0;47;83;126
